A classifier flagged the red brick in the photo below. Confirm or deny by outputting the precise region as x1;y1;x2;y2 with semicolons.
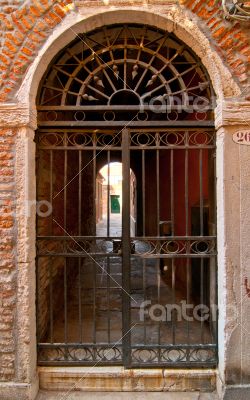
5;41;18;53
212;26;227;39
29;4;45;17
53;4;68;18
192;0;204;14
5;32;24;46
21;47;33;57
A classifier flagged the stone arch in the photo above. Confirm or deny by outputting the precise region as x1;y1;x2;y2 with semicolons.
17;7;241;113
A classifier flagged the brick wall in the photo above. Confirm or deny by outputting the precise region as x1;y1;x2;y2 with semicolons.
180;0;250;92
0;0;73;102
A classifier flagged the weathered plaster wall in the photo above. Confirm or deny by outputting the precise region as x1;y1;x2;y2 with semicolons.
0;127;17;382
215;102;250;399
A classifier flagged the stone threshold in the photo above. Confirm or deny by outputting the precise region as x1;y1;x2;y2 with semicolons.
36;391;218;400
38;366;217;392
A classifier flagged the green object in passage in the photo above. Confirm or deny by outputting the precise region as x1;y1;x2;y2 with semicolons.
110;195;120;213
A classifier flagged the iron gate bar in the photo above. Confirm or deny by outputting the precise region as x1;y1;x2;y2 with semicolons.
37;106;215;111
122;128;132;368
36;127;217;366
38;121;214;127
78;149;83;343
107;151;110;237
37;128;215;131
36;237;216;255
199;148;204;343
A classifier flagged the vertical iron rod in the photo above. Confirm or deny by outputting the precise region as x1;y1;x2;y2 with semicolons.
107;151;110;237
64;149;68;343
199;149;204;342
92;137;97;353
199;149;204;236
122;128;131;367
49;259;54;343
143;258;146;344
142;147;146;344
172;259;176;345
185;145;189;237
107;257;111;344
171;149;175;235
49;150;54;343
50;150;53;234
186;258;190;352
171;148;176;344
93;148;96;235
78;150;82;342
142;150;145;237
93;260;97;345
156;148;160;236
156;146;161;360
185;144;190;348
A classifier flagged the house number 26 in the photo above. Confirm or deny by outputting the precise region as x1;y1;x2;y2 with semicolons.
233;131;250;145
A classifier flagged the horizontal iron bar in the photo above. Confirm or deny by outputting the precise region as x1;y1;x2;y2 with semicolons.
38;121;214;127
133;236;216;240
38;343;216;349
131;344;217;349
37;146;215;150
37;253;216;258
38;106;215;111
37;254;121;258
38;361;123;366
129;146;215;150
37;128;215;133
37;361;217;368
38;343;122;347
37;236;216;240
37;146;122;151
129;362;217;368
139;254;216;258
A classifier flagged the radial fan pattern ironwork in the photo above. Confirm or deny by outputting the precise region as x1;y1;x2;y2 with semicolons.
38;24;212;109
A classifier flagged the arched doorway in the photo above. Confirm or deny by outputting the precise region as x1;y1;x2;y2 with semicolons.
36;24;217;368
96;162;137;237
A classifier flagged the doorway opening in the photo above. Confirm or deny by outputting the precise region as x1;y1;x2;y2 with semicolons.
36;23;217;368
96;162;137;237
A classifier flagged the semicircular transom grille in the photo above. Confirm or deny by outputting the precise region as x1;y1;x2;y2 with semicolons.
38;24;213;112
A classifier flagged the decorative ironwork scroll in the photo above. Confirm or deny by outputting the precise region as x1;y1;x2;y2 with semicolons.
222;0;250;21
37;24;213;124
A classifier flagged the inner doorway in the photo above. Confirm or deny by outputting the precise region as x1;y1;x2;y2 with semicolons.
96;162;137;237
36;23;217;368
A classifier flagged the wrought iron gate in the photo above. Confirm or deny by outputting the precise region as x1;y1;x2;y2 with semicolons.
36;23;217;367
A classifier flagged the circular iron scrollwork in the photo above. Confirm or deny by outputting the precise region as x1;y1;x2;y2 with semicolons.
132;348;158;363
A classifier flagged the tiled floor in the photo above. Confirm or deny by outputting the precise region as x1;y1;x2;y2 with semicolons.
96;214;122;236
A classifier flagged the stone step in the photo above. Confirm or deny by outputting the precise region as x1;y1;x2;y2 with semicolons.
38;367;217;393
36;391;218;400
